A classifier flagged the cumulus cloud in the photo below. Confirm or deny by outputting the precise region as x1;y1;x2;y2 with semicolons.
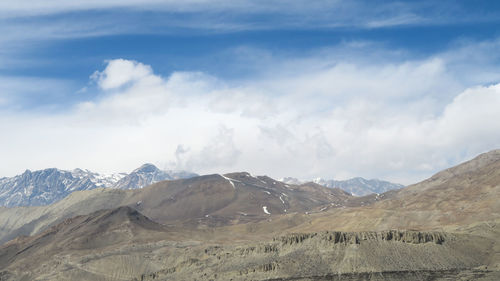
91;59;154;90
0;53;500;185
77;61;221;125
437;84;500;149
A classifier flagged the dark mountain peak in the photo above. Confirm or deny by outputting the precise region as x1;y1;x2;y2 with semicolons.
224;171;249;176
89;206;145;225
223;171;253;179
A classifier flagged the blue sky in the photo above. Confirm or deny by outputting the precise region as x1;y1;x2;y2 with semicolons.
1;0;500;184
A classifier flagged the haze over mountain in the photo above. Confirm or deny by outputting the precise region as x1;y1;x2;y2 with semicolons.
281;177;404;196
0;150;499;280
0;164;196;207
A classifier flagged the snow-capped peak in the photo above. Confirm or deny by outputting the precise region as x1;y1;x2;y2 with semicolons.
0;165;197;207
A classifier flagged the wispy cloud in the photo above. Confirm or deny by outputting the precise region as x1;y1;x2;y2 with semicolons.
1;0;495;76
0;0;476;39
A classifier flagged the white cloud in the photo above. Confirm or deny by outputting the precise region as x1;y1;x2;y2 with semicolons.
0;53;500;185
91;59;154;90
437;84;500;149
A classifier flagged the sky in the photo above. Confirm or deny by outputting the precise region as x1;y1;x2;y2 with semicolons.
1;0;500;184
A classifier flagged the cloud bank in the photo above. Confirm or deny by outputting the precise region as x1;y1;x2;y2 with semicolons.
1;51;499;184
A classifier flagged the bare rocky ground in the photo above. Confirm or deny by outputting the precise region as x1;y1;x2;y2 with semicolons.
0;150;499;280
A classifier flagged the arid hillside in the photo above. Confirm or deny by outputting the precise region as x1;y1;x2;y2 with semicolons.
0;172;358;244
0;150;500;280
270;149;500;234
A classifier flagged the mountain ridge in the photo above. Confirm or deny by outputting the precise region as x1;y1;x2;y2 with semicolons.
0;171;370;245
0;164;197;207
281;176;404;196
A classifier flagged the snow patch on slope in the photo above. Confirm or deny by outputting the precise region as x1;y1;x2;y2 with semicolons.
220;174;240;189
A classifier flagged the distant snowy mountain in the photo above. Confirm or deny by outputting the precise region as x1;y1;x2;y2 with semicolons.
71;168;127;188
111;164;198;190
0;165;197;207
281;177;404;196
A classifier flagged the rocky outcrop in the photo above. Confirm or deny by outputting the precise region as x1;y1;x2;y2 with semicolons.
275;230;448;246
137;230;485;281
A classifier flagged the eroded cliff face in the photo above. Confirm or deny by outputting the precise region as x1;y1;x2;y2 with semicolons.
138;230;492;281
0;224;498;281
275;230;447;246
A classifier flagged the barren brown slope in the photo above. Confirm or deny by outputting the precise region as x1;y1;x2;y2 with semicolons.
0;172;356;244
0;207;167;266
386;149;500;212
369;149;500;229
1;207;497;281
127;172;353;226
0;206;176;281
1;151;500;280
235;149;500;235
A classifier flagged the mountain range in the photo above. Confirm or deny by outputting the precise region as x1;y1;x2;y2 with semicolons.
0;150;499;280
0;164;197;207
0;163;402;208
0;172;358;245
281;176;404;196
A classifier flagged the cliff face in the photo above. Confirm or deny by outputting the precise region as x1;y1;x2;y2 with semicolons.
138;230;491;281
275;230;447;246
0;226;497;281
